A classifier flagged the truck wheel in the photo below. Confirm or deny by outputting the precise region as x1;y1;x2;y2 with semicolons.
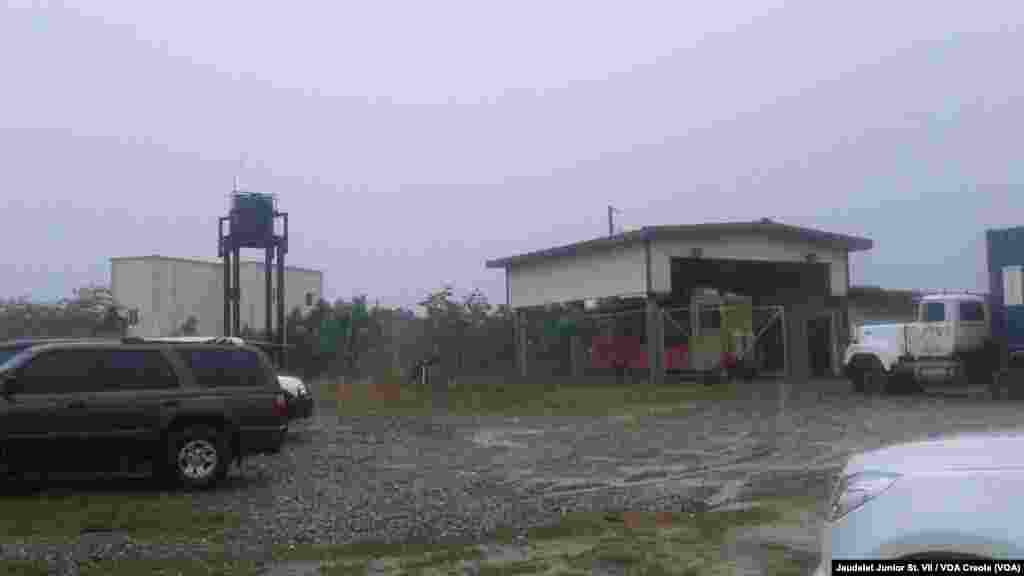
867;359;890;396
850;366;867;394
167;425;231;491
989;371;1003;400
949;364;969;389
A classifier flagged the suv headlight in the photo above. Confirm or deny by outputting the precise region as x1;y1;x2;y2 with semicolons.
828;471;901;522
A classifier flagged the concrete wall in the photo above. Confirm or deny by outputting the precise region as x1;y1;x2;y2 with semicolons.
110;258;157;333
112;256;323;338
649;234;849;297
507;243;647;308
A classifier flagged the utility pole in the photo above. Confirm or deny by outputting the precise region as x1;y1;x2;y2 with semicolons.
608;205;616;237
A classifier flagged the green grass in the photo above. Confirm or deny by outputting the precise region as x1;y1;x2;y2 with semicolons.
268;498;816;576
0;556;263;576
477;560;551;575
0;561;51;576
0;491;238;541
762;543;812;576
323;377;742;417
274;540;486;576
77;556;262;576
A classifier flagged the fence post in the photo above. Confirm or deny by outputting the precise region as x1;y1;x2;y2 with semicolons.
516;309;528;379
646;296;664;385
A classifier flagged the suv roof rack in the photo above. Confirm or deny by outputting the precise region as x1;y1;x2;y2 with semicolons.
123;336;244;345
121;336;293;349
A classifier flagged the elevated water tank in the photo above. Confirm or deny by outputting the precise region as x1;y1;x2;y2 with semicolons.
230;192;275;247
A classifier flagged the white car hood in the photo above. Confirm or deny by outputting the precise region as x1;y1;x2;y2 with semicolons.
277;374;306;395
846;431;1024;474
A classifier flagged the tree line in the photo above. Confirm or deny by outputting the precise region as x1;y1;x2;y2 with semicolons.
0;284;520;383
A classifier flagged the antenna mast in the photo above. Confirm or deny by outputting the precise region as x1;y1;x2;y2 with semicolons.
233;152;248;193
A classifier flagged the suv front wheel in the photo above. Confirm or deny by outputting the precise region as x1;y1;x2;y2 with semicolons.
167;424;231;490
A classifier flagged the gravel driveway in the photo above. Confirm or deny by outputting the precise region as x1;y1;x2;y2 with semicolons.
5;378;1024;574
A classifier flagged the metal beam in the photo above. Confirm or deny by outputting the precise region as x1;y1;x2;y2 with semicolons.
232;245;241;336
277;241;286;364
223;244;231;337
265;247;273;342
646;296;664;385
516;309;528;378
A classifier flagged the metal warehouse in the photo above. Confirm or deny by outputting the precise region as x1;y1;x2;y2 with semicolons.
111;255;324;338
486;219;873;384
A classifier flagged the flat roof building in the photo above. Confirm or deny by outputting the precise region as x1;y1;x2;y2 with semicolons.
111;255;324;338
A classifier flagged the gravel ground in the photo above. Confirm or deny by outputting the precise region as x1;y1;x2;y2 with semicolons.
5;378;1024;575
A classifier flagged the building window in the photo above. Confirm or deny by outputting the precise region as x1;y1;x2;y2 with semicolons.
306;292;314;306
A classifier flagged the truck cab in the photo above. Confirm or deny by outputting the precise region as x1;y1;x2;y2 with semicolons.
905;293;990;360
844;292;995;394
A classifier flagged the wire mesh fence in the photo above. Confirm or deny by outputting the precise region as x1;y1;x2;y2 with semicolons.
578;308;647;383
513;302;787;384
288;299;786;386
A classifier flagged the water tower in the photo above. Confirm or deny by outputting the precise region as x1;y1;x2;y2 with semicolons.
218;191;289;348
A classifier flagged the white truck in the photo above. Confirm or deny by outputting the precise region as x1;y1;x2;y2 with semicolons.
842;293;999;394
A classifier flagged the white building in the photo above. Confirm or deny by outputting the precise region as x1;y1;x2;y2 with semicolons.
486;220;873;382
111;255;324;337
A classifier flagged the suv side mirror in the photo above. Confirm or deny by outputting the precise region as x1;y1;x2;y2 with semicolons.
2;374;21;397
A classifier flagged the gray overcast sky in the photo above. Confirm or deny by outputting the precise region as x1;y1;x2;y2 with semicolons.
3;1;1023;309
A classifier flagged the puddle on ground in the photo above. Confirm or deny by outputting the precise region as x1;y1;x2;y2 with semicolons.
622;469;670;482
548;481;609;493
617;464;692;481
377;463;418;471
522;476;612;494
470;428;546;450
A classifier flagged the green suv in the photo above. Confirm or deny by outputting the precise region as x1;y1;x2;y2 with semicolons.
0;338;288;489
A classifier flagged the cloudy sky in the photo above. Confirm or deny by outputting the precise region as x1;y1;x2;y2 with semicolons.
3;0;1023;309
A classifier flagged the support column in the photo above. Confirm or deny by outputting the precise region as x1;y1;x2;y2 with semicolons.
569;302;583;380
831;309;841;377
570;333;582;379
231;245;241;337
223;247;232;337
277;242;287;367
784;303;810;384
516;309;529;379
265;248;273;342
646;296;664;385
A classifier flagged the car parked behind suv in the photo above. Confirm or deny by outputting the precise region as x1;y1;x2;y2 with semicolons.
132;336;314;421
0;339;288;489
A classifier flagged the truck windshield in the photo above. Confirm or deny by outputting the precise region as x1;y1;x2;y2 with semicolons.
921;302;946;322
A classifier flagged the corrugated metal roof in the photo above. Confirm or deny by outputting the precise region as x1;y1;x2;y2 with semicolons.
485;220;873;269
